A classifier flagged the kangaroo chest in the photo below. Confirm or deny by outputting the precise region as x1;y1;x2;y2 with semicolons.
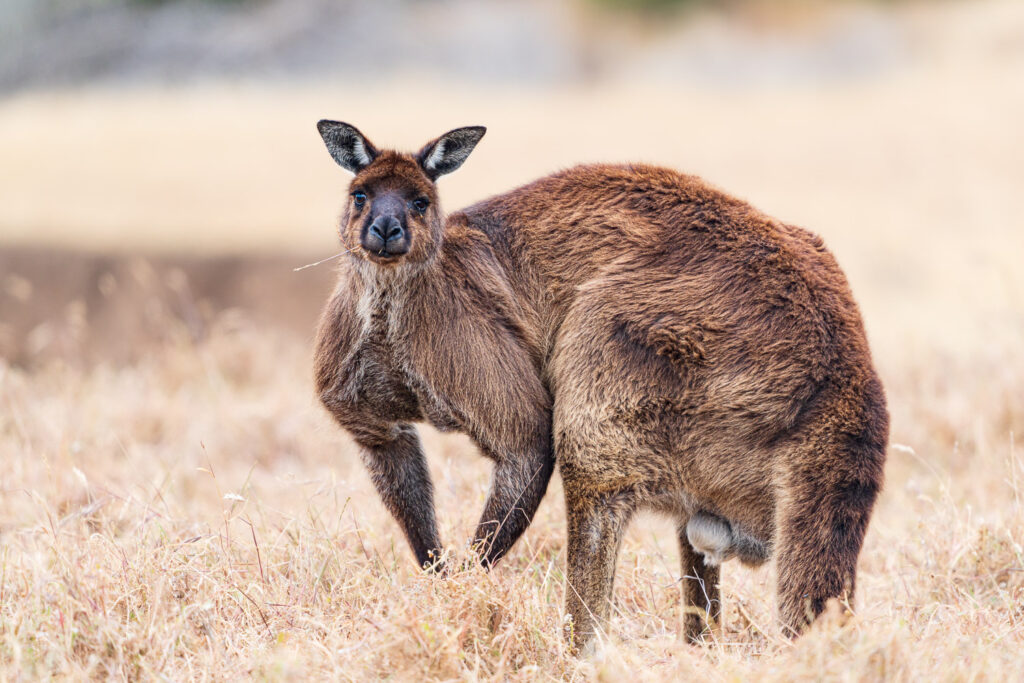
351;285;465;434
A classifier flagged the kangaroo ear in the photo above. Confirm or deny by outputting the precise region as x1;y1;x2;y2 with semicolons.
317;120;378;173
416;126;486;180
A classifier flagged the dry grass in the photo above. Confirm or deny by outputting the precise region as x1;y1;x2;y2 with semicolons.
2;309;1023;681
3;0;1024;679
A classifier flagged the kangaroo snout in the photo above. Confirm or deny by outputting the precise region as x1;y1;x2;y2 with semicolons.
363;215;408;256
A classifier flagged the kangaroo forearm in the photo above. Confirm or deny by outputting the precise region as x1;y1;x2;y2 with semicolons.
358;425;442;568
473;446;555;566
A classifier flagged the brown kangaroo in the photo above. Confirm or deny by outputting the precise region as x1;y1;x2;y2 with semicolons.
312;121;889;651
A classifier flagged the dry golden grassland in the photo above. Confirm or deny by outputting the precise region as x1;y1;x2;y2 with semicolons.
1;317;1023;681
3;1;1024;679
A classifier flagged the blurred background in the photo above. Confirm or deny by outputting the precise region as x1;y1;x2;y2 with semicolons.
0;0;1022;479
2;0;1023;368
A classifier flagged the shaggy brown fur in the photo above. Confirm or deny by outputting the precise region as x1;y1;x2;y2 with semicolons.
312;121;889;652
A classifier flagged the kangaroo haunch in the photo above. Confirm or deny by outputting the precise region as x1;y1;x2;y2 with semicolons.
312;121;889;650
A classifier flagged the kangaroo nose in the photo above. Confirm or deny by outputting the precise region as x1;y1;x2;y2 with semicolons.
369;216;404;243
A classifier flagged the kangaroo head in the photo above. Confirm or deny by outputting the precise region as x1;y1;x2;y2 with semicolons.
316;121;486;266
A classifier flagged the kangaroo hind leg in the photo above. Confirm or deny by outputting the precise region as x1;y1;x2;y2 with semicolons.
679;518;722;642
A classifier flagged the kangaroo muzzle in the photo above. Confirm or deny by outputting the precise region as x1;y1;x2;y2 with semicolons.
362;214;409;257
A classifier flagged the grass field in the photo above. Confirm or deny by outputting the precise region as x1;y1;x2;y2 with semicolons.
2;1;1024;679
2;308;1024;680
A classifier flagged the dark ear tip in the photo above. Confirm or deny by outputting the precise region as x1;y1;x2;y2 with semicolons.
317;119;355;135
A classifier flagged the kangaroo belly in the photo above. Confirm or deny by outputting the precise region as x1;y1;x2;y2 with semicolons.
686;511;770;567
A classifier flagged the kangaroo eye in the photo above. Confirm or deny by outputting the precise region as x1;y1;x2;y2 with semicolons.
352;192;367;208
411;197;430;213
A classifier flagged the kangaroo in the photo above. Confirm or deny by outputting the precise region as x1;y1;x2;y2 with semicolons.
312;121;889;651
